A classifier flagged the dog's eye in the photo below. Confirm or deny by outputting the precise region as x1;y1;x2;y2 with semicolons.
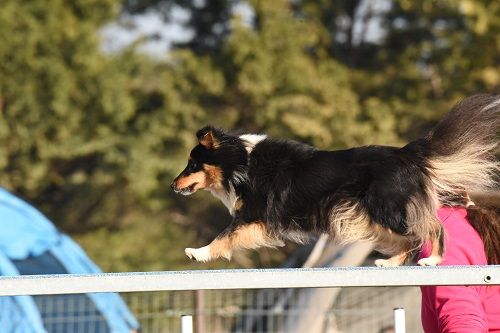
190;161;198;170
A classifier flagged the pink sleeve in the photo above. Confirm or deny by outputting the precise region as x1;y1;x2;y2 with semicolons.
422;284;488;332
420;207;489;333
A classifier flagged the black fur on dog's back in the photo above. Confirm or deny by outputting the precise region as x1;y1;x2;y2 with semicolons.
233;138;437;255
240;142;421;233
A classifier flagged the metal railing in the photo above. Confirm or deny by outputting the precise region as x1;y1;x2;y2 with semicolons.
2;266;498;333
0;265;498;296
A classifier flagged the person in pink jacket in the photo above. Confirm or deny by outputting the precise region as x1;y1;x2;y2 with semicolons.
419;205;500;333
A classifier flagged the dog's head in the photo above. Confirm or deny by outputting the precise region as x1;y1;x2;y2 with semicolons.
171;126;248;195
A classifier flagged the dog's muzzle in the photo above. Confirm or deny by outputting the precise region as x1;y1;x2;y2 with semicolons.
170;181;197;196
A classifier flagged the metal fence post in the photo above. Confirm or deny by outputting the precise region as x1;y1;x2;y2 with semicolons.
393;308;406;333
181;315;193;333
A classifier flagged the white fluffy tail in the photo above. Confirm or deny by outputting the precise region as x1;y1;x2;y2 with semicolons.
425;94;500;204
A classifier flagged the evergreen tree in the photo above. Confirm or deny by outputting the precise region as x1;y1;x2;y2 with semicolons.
0;0;200;270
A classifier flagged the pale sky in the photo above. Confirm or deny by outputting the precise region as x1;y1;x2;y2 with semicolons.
101;0;390;59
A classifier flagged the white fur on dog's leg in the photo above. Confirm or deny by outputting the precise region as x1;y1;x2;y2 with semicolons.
417;255;442;266
375;258;400;267
185;246;212;262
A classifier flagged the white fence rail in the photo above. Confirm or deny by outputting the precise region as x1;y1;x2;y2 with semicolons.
0;265;498;296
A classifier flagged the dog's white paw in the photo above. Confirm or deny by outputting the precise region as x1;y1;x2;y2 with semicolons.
375;258;400;267
185;246;211;262
417;256;442;266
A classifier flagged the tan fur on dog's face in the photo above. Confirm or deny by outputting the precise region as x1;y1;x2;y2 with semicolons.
171;128;225;195
171;154;224;196
203;164;224;189
174;170;207;195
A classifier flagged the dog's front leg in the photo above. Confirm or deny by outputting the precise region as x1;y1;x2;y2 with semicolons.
185;221;284;262
374;251;409;267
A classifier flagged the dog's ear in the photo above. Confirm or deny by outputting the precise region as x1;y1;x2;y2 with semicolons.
199;131;217;149
196;126;219;149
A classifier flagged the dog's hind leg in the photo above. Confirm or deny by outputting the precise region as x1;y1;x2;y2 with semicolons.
417;234;444;266
417;222;444;266
185;221;284;262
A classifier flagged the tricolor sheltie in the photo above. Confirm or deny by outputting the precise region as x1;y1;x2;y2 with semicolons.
171;94;500;266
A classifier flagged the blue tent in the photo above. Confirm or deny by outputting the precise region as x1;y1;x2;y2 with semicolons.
0;188;139;332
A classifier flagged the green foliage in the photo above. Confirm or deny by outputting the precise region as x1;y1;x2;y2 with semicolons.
164;0;399;148
0;0;132;214
223;0;366;148
1;0;498;271
293;0;500;138
0;0;200;270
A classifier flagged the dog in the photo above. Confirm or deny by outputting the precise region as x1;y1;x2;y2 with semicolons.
171;94;500;266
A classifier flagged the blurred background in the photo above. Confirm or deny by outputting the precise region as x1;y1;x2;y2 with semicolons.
1;0;499;331
2;0;499;272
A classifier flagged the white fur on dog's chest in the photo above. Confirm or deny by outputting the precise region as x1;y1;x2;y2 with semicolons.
208;185;239;216
206;134;266;215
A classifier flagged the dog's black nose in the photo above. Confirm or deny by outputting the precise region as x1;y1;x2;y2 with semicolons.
170;182;176;190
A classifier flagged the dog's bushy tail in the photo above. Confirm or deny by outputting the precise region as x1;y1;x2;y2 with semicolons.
422;94;499;265
425;94;500;204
